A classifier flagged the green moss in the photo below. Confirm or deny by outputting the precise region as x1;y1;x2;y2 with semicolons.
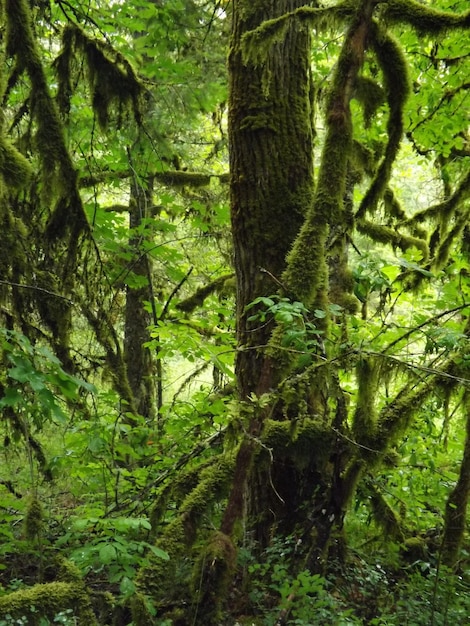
155;170;212;188
367;482;405;541
24;497;44;543
191;531;237;624
353;76;385;127
377;381;432;450
356;219;428;258
136;456;235;603
262;418;333;471
0;137;32;189
382;0;470;34
129;592;154;626
357;25;410;219
352;356;380;443
177;273;235;313
0;582;97;625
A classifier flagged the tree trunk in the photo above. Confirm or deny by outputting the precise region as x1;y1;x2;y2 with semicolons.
124;174;157;421
222;0;315;540
441;391;470;566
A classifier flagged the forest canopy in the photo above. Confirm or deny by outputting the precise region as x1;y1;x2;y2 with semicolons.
0;0;469;624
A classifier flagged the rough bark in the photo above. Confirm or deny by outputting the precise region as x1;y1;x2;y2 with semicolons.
222;0;315;542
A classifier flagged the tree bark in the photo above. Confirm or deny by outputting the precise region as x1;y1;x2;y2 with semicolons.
123;174;157;421
222;0;315;540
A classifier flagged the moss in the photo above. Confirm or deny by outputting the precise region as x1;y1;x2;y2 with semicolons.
191;531;237;624
382;0;470;34
357;24;410;219
176;273;235;313
154;170;212;188
6;0;89;247
136;456;235;602
376;381;432;450
24;497;44;543
0;582;97;625
402;536;427;561
241;3;356;66
367;481;405;541
262;418;333;471
353;75;385;127
356;219;428;258
54;24;143;129
129;592;154;626
0;136;32;189
352;356;380;444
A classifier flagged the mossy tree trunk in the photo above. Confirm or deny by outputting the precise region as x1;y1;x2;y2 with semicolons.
224;0;379;568
441;391;470;566
124;173;157;422
222;0;314;541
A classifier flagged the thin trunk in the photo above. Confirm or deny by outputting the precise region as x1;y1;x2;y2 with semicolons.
124;175;157;421
441;391;470;566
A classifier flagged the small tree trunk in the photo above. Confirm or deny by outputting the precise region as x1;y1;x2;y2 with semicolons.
124;174;157;421
441;391;470;566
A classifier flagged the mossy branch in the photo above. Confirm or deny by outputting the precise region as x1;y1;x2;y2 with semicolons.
405;169;470;226
356;219;428;258
54;23;143;128
356;23;410;219
176;274;235;313
382;0;470;34
5;0;89;242
0;136;32;189
434;206;470;270
352;356;380;444
241;3;353;66
283;0;377;305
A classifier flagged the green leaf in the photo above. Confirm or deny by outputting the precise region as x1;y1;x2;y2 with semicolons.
99;543;117;564
143;543;170;560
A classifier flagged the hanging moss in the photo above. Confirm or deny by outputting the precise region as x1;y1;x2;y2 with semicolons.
6;0;90;248
54;24;143;129
383;187;408;222
135;455;235;602
366;480;405;541
434;208;470;270
407;170;470;227
353;75;385;127
376;381;432;450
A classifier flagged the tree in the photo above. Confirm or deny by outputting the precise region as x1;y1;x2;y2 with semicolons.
189;0;470;620
1;0;470;624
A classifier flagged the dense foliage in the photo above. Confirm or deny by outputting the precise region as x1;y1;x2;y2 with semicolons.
0;0;469;624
